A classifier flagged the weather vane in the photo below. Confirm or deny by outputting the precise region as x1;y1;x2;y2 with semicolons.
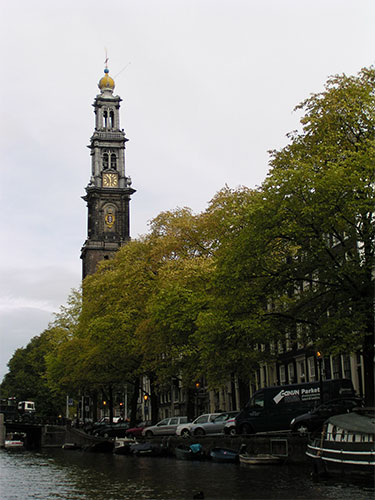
103;47;131;79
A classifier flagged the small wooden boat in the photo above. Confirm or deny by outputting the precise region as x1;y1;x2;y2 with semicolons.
210;447;238;463
175;443;205;461
113;438;132;455
239;453;283;465
306;409;375;480
130;441;162;456
62;442;82;450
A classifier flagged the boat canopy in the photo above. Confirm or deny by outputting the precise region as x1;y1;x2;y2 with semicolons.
327;412;375;434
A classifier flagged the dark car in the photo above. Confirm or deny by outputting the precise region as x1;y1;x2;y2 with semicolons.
93;421;130;438
290;397;363;435
125;421;151;439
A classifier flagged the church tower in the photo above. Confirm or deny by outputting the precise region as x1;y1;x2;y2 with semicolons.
81;66;135;278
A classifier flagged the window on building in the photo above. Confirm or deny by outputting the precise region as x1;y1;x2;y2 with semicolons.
332;356;342;379
110;153;117;170
174;388;179;402
297;360;306;382
342;354;351;379
103;152;109;170
286;332;292;351
279;365;286;385
307;357;316;381
288;363;295;383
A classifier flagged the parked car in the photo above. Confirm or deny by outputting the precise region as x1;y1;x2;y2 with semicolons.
84;416;122;435
190;411;239;436
93;421;130;438
223;416;238;436
142;416;189;437
290;397;363;435
175;413;221;437
125;421;151;439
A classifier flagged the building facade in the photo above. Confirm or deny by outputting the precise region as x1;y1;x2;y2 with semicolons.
81;67;135;278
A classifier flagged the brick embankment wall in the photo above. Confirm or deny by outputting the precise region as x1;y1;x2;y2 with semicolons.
150;434;309;464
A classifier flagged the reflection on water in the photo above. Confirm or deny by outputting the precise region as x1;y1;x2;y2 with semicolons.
0;448;373;500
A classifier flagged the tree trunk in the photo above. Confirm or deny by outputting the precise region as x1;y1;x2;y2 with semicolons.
92;390;98;422
129;377;140;426
186;388;196;421
363;332;374;406
108;384;114;423
149;374;159;425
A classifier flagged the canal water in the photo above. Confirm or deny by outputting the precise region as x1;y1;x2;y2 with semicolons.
0;448;373;500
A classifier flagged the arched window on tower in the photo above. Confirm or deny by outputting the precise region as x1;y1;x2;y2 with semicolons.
103;152;109;170
110;153;117;170
109;110;115;128
103;109;108;128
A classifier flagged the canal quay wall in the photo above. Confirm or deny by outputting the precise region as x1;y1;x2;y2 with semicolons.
41;426;102;448
158;434;309;464
40;426;309;463
1;417;308;463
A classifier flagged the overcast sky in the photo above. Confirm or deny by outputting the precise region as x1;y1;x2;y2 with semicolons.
1;0;374;382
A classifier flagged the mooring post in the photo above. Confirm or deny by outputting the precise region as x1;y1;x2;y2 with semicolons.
0;413;5;447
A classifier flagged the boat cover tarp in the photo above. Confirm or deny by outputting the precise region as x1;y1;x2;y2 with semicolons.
327;412;375;434
190;443;202;454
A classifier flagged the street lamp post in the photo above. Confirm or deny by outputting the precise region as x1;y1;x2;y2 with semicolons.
316;351;323;403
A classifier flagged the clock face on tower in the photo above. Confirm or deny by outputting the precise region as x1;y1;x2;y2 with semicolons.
103;173;118;187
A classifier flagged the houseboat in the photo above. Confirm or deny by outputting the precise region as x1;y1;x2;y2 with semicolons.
306;409;375;480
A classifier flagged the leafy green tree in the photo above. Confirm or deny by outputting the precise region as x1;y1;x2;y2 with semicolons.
77;239;160;422
214;67;375;404
1;330;66;417
196;187;271;388
45;289;85;396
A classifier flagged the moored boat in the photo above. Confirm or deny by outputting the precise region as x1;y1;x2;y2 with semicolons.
4;433;25;450
113;437;132;455
210;447;238;463
62;442;82;450
4;439;24;450
306;409;375;479
239;453;283;465
175;443;205;461
130;441;163;456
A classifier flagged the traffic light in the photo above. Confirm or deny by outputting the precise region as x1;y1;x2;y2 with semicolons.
195;382;200;390
103;400;107;406
316;351;323;359
143;394;149;401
